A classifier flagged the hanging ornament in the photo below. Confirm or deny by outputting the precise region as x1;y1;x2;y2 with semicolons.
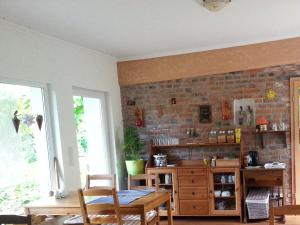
221;100;232;120
36;114;43;130
134;107;144;127
12;110;21;133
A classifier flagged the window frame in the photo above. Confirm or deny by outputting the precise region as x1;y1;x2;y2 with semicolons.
0;76;56;195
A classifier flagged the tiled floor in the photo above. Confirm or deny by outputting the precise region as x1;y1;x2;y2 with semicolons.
160;216;300;225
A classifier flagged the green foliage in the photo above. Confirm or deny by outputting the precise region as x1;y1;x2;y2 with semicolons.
73;96;88;153
122;126;144;160
0;180;40;214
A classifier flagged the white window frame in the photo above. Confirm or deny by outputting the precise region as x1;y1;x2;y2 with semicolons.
0;76;56;194
72;87;115;175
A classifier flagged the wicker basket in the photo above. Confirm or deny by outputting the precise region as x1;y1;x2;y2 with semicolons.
246;188;270;220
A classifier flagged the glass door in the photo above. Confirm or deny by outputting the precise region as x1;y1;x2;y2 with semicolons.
209;168;240;216
73;89;112;187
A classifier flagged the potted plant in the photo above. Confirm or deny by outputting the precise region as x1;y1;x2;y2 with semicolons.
122;126;145;175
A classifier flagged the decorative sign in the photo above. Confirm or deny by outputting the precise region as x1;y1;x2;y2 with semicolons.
233;99;255;126
199;105;212;123
266;88;277;100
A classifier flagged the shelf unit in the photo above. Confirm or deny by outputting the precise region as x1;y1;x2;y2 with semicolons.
146;167;178;216
146;142;242;168
255;130;289;148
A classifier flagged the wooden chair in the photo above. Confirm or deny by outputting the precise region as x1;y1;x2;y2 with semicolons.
0;215;31;225
86;174;116;189
128;174;159;190
269;205;300;225
78;188;146;225
127;174;160;225
64;174;116;225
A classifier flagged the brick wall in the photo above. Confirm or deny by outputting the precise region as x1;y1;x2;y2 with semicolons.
121;64;300;203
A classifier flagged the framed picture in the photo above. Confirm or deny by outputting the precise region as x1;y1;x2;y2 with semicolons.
233;99;255;126
199;105;212;123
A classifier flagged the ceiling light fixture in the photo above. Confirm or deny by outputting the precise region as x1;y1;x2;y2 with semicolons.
199;0;231;12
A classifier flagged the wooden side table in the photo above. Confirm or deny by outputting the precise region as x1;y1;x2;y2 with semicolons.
241;168;285;223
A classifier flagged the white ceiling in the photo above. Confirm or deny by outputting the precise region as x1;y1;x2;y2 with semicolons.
0;0;300;60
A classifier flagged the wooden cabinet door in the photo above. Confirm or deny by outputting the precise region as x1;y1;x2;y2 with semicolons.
209;167;241;216
146;168;178;216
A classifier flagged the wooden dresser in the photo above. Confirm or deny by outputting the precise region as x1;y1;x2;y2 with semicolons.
178;167;209;215
146;141;242;220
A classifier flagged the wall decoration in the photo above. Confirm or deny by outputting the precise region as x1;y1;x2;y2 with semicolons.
127;99;136;106
221;100;231;120
233;99;255;126
199;105;212;123
134;107;144;127
266;88;277;100
171;98;176;104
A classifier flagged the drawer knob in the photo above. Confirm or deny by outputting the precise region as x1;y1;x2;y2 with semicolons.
192;192;195;195
191;171;194;174
192;180;194;183
193;205;196;209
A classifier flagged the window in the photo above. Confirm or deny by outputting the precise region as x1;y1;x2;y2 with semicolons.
0;82;52;214
73;89;112;186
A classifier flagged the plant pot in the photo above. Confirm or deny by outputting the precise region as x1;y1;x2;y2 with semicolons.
125;159;144;175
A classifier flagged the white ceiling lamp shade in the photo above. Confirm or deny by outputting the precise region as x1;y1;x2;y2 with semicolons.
200;0;231;12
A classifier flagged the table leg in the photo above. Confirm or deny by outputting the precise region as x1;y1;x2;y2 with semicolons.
166;196;173;225
140;211;146;225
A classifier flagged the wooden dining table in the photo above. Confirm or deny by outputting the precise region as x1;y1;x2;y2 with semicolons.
25;190;173;225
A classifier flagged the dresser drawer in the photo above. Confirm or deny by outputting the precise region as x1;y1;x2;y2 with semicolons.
179;187;208;199
178;168;207;176
244;170;283;186
178;175;207;187
180;200;209;215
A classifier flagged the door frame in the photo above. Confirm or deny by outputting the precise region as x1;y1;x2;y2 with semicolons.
290;77;300;204
72;87;115;176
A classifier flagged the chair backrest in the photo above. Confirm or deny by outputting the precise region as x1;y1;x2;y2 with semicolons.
269;205;300;225
128;174;159;190
85;174;116;189
0;215;31;225
78;188;122;225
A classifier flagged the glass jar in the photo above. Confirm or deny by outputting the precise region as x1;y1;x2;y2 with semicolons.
217;130;227;143
209;130;217;143
226;130;235;143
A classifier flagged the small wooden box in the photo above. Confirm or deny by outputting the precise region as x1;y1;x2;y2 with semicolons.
216;159;240;167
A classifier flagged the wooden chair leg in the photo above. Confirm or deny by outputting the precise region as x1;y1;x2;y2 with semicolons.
155;207;160;225
269;205;275;225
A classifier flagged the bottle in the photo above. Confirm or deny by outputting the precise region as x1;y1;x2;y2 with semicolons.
211;157;216;167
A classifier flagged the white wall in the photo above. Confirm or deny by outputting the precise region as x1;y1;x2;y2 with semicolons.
0;20;124;190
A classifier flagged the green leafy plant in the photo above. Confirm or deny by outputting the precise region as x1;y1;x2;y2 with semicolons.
122;126;144;160
73;96;88;153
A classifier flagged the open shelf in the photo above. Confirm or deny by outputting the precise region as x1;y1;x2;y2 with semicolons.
255;130;289;148
152;142;240;148
214;196;236;199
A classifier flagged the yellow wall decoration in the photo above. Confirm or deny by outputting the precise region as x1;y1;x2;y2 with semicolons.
266;88;277;100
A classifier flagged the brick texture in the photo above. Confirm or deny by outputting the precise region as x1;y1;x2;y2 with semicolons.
121;64;300;203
